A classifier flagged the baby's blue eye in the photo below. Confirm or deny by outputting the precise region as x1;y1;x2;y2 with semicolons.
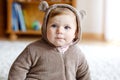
64;26;71;30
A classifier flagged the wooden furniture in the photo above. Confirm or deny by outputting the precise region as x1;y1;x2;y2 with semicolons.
7;0;76;40
0;0;6;38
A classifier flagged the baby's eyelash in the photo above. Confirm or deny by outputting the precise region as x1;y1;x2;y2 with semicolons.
51;24;57;28
64;26;71;29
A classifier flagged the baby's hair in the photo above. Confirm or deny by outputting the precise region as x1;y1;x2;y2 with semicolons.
48;7;76;19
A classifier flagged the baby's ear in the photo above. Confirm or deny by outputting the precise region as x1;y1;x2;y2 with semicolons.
79;10;86;19
39;1;49;12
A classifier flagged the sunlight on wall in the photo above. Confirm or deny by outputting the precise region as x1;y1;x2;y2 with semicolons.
76;0;104;34
105;0;120;41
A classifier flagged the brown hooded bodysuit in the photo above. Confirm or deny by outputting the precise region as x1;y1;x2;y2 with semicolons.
8;1;91;80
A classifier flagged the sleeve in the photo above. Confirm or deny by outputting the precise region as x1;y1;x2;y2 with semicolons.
76;54;91;80
8;46;32;80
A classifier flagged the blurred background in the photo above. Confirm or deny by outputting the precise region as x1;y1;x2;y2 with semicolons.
1;0;120;42
77;0;120;42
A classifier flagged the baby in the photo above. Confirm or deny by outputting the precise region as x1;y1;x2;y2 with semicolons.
8;1;91;80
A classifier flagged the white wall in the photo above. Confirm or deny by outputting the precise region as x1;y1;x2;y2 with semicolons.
105;0;120;41
76;0;104;34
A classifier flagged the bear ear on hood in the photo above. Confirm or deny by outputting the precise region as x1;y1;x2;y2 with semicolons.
79;10;86;20
39;1;49;12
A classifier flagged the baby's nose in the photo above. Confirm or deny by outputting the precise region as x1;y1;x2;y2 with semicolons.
56;27;64;34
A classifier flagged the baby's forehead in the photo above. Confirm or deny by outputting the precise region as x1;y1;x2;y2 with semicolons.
48;14;77;25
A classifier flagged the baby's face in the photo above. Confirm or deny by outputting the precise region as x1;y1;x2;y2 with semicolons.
47;14;77;47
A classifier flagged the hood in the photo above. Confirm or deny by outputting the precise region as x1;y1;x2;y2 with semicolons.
39;1;85;46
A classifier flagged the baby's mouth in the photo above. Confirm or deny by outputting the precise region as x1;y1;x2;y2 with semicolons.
56;37;63;39
55;37;64;40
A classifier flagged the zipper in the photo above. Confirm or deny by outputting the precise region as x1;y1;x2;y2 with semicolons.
60;52;67;80
56;47;67;80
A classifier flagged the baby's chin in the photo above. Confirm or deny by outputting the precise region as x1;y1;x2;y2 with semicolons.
50;40;72;47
